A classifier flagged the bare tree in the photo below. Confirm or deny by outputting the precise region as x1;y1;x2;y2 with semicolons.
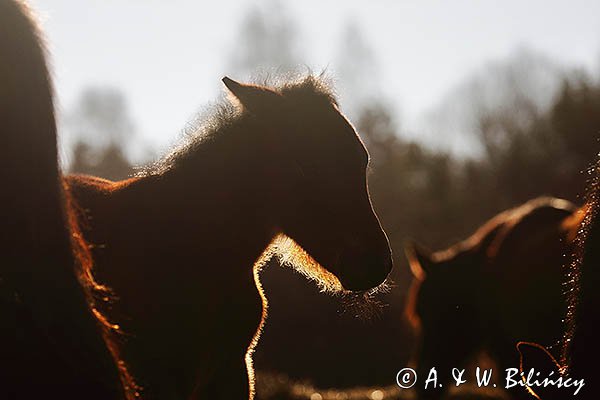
226;0;302;79
426;47;564;155
334;20;381;116
67;87;136;180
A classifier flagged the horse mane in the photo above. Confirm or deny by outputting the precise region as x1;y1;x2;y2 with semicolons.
139;73;336;178
64;181;139;398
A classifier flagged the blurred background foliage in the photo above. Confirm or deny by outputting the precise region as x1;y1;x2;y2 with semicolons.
64;0;599;394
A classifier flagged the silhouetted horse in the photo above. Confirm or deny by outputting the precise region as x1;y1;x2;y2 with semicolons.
560;159;600;400
0;1;133;398
405;197;576;399
562;160;600;398
67;76;393;399
520;159;600;400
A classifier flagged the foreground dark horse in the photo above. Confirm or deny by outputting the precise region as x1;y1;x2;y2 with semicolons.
564;161;600;397
405;197;575;399
67;77;393;399
520;159;600;400
0;1;133;398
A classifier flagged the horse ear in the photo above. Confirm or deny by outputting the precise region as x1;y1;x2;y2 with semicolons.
405;241;434;280
517;342;564;400
222;76;279;111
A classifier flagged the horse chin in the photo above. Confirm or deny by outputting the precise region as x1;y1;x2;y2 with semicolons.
256;233;344;293
338;275;388;293
254;234;392;320
335;253;393;293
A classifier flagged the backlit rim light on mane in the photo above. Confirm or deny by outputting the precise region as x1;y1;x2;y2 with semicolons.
138;73;337;179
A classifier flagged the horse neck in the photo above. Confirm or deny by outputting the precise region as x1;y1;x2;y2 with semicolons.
569;188;600;376
148;116;283;255
0;2;128;398
1;1;59;219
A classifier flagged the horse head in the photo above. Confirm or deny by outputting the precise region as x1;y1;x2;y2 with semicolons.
223;76;393;292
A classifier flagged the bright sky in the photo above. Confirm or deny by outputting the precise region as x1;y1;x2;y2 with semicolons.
30;0;600;159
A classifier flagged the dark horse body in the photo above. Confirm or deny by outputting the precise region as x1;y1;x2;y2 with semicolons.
564;162;600;398
405;197;576;399
521;160;600;400
67;77;392;399
0;1;130;398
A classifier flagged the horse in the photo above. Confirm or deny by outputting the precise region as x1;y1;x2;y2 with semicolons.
0;1;133;398
66;75;393;399
404;197;576;399
520;159;600;400
563;158;600;399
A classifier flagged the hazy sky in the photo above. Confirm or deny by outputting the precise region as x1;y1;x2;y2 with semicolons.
30;0;600;159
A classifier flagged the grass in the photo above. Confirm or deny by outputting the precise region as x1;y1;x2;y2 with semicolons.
255;372;512;400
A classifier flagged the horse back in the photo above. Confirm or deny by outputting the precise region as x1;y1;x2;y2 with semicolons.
488;197;576;270
486;198;576;352
66;174;140;224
